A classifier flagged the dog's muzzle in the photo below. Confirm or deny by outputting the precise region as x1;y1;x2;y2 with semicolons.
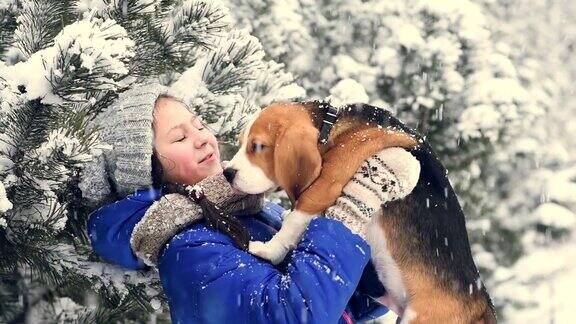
223;167;237;183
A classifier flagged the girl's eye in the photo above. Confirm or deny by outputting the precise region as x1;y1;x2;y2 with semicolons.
252;142;266;153
175;136;185;143
193;118;206;131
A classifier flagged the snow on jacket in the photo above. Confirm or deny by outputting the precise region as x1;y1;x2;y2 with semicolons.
87;187;389;323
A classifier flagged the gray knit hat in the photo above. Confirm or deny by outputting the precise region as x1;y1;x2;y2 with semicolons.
79;81;170;205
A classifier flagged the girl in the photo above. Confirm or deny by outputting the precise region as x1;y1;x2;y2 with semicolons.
81;82;419;323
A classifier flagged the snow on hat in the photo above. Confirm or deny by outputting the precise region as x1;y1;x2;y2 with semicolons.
78;81;170;205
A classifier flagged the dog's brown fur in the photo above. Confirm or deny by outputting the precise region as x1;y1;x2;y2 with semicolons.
379;202;494;323
242;102;417;211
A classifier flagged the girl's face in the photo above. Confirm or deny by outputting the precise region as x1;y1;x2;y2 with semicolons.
153;97;222;185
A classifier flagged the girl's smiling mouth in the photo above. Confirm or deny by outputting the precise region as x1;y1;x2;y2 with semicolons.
199;152;215;164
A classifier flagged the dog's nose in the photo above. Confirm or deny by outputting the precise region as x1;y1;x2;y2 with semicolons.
223;167;237;183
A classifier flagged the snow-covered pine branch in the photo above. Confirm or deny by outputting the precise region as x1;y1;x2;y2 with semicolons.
12;0;74;62
0;0;18;60
2;15;134;104
161;0;231;50
74;0;161;20
242;60;306;107
202;30;264;94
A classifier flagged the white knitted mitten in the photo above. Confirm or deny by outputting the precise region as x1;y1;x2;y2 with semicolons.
325;147;421;240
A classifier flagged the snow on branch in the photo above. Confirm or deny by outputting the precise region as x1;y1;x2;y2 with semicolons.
202;30;265;94
12;0;71;60
1;15;134;104
161;0;231;50
75;0;161;19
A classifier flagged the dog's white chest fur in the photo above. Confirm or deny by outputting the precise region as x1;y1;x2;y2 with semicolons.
364;214;408;316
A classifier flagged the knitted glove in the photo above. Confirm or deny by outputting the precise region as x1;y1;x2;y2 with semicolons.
130;172;264;266
325;147;420;240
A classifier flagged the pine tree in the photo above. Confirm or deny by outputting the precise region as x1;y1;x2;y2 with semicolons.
0;0;303;322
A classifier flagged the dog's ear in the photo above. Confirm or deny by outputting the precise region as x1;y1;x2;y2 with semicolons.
274;124;322;206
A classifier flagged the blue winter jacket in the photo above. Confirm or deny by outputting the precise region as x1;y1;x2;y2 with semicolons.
87;187;389;324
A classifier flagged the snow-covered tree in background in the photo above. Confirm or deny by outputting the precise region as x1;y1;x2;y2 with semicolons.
2;0;575;322
0;0;303;322
475;0;576;322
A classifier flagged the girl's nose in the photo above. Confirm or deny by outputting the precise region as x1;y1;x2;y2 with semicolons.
193;131;210;149
181;120;210;149
194;139;208;149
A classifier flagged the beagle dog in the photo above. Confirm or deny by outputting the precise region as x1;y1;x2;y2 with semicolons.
224;101;496;323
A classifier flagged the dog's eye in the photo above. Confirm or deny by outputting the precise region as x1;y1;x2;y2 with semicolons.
252;142;266;153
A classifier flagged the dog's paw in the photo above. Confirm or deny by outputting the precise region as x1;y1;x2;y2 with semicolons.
248;241;267;257
248;240;288;265
248;241;277;263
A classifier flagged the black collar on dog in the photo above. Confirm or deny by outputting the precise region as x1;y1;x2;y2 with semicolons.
318;102;339;144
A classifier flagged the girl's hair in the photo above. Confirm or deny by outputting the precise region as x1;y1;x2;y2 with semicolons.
150;95;250;250
151;94;180;190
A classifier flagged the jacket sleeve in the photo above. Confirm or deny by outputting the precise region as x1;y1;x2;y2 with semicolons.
158;216;372;324
86;187;162;270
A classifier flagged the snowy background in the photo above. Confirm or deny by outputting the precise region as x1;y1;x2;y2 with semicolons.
0;0;575;323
